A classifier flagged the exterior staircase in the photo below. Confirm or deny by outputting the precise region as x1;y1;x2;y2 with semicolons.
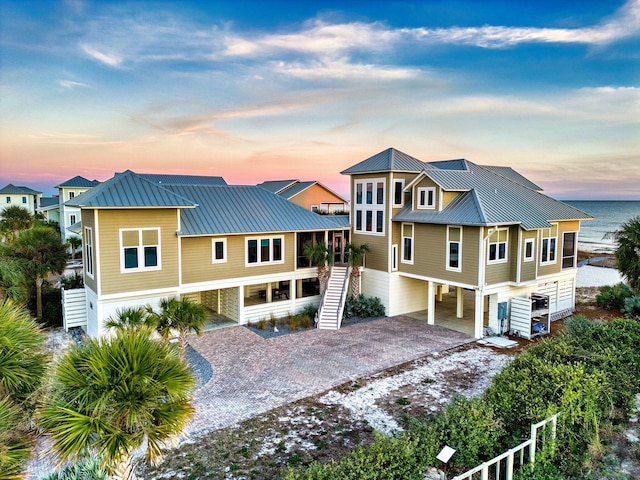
317;266;351;330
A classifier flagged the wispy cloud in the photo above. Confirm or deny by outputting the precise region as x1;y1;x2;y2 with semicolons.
81;43;122;67
58;79;88;89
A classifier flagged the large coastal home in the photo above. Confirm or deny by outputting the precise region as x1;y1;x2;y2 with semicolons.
258;179;348;213
0;184;42;215
66;170;350;337
341;148;592;339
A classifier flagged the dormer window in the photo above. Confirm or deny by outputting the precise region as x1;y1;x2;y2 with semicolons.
417;187;436;209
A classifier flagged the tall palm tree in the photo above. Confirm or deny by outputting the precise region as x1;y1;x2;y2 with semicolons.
346;242;370;299
39;327;196;477
303;241;332;295
67;235;82;260
151;297;208;359
0;206;34;243
613;215;640;292
11;226;68;319
105;306;155;332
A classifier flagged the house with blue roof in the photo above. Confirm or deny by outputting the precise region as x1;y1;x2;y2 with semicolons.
0;184;42;215
341;148;593;339
258;179;348;213
66;170;350;337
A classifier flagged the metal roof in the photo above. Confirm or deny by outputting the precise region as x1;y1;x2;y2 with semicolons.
55;176;101;188
340;148;432;174
482;166;543;191
279;181;316;198
138;173;227;186
38;197;59;209
394;190;487;226
257;180;298;194
66;170;197;208
0;184;42;195
429;159;470;171
165;184;347;235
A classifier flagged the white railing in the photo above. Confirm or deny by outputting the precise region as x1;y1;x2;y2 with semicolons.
452;413;559;480
336;266;351;329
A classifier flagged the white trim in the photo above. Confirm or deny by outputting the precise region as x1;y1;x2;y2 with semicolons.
212;238;228;263
245;235;285;266
93;210;101;296
540;223;558;265
446;225;462;272
561;231;578;269
119;227;162;273
392;179;405;207
487;227;508;264
391;244;398;271
354;178;386;236
524;238;535;262
417;186;436;209
401;222;414;265
84;226;94;280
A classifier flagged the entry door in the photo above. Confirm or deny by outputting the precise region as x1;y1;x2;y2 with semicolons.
334;233;344;265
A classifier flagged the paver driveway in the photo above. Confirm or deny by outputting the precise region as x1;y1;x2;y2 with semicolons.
186;316;473;436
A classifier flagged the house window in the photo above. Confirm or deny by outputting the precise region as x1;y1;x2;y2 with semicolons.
393;180;405;206
541;224;557;265
417;187;436;209
354;179;385;235
69;192;75;199
246;236;284;266
524;238;535;262
22;196;27;204
447;226;462;271
562;232;577;269
311;205;319;212
392;244;398;271
5;197;10;204
402;223;413;264
70;214;76;225
84;226;94;278
488;228;508;263
120;228;161;272
212;239;227;263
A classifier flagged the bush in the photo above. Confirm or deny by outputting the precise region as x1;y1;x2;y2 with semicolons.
59;272;84;290
595;282;634;310
301;304;318;319
622;296;640;319
40;457;107;479
343;296;385;319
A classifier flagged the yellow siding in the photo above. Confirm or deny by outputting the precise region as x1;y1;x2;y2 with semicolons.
181;233;296;284
520;230;537;282
290;184;345;210
97;209;180;295
81;210;97;292
537;220;579;277
484;226;519;285
442;191;460;209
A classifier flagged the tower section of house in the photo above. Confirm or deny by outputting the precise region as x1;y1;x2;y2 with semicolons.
341;148;592;339
67;171;349;337
55;176;101;242
258;179;348;213
0;184;42;215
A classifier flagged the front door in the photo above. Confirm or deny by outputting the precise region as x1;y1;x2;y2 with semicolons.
333;233;344;265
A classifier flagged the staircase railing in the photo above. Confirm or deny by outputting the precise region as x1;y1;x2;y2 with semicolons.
336;266;352;329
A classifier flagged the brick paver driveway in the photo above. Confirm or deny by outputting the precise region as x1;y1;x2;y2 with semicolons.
186;316;473;436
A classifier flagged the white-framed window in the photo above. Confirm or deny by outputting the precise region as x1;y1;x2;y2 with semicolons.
540;224;557;265
562;232;577;269
391;244;398;271
488;228;508;263
354;178;385;235
447;226;462;272
246;235;284;266
524;238;535;262
84;226;94;278
69;192;75;199
417;187;436;209
401;223;413;264
69;214;76;225
393;179;405;206
120;228;161;272
212;238;227;263
22;196;27;204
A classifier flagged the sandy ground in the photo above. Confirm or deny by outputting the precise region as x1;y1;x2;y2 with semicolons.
576;264;624;287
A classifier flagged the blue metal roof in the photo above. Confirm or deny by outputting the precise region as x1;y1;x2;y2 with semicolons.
341;148;432;174
279;181;316;198
257;180;298;194
166;184;347;235
139;173;227;186
483;166;543;191
55;176;101;188
38;197;59;208
0;184;41;194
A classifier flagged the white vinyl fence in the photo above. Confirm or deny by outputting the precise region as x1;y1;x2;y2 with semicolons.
62;288;87;331
452;413;559;480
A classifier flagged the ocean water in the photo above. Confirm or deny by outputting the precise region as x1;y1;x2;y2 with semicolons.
565;201;640;247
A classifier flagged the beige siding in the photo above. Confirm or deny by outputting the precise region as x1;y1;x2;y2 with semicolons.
538;220;580;277
520;230;537;282
289;183;345;210
81;210;97;293
412;177;440;210
181;233;296;285
353;231;388;271
97;209;180;295
484;225;519;286
401;224;480;286
442;191;460;209
390;172;418;212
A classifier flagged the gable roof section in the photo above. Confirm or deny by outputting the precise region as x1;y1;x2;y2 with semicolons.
165;184;346;235
55;176;101;188
257;180;298;194
0;184;41;195
66;170;197;208
482;166;543;191
138;173;227;186
341;148;431;174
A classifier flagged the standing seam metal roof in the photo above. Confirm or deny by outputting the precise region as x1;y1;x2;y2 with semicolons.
0;184;42;194
55;176;101;188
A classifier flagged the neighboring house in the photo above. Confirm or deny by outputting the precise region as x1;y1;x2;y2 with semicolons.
67;170;350;337
37;196;61;224
258;179;348;213
56;176;101;242
0;184;42;215
341;148;593;339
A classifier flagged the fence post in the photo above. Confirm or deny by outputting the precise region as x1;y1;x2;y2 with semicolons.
529;422;537;464
506;450;514;480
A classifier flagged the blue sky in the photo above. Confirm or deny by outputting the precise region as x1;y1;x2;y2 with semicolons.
1;0;638;199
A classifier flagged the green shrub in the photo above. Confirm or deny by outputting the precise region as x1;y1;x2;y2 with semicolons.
343;296;385;319
622;296;640;319
40;457;107;479
301;304;318;319
595;282;633;310
513;460;563;480
59;272;84;290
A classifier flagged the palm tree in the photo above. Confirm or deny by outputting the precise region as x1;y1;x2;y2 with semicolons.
303;241;332;295
0;206;34;243
105;306;155;332
11;226;68;319
346;242;370;299
39;327;196;477
67;235;82;260
0;253;28;303
151;297;208;359
613;215;640;292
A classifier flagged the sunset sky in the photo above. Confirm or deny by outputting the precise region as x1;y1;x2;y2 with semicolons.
1;0;638;199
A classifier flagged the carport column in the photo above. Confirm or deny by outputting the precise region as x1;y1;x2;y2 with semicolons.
456;287;464;318
427;281;435;325
474;289;484;339
237;287;245;325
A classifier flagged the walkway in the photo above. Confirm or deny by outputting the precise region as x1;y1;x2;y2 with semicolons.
186;316;473;436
